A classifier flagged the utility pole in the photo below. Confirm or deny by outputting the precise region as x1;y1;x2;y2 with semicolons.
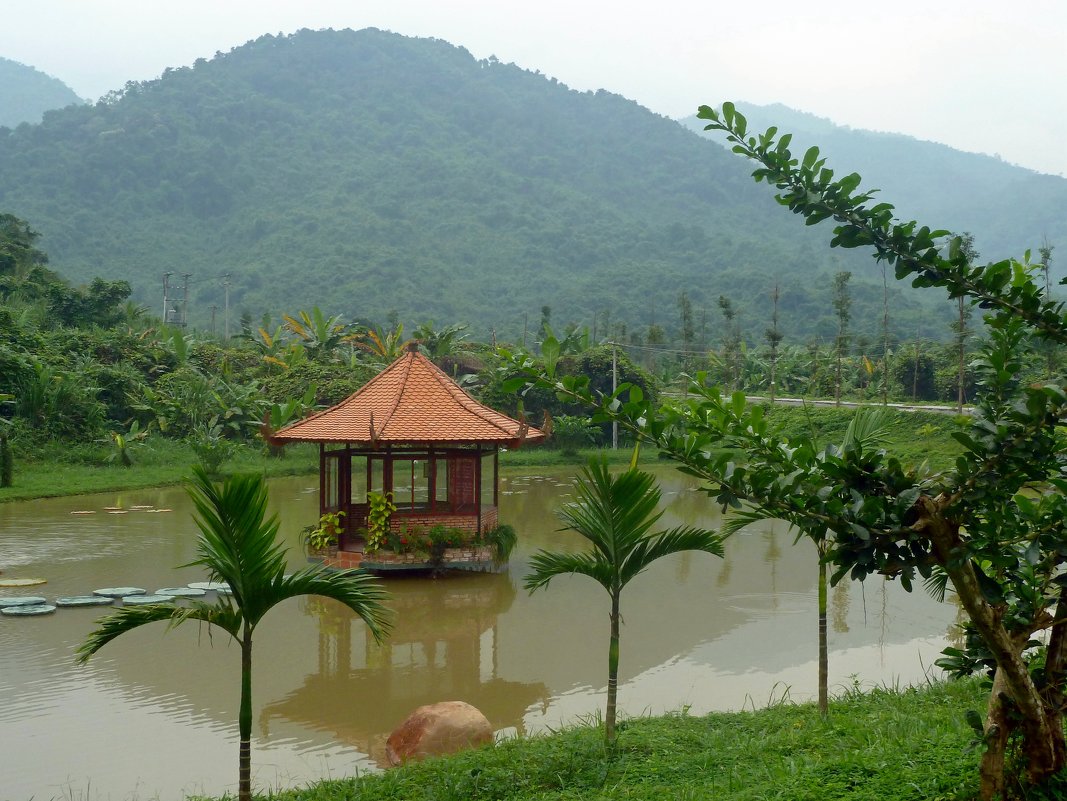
522;313;528;349
162;272;173;323
223;273;231;342
611;341;618;450
181;273;192;328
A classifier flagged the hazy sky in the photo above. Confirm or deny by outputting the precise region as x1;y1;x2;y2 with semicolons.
2;1;1064;176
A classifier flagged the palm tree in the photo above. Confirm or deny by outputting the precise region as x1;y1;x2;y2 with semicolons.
524;457;723;745
77;469;391;801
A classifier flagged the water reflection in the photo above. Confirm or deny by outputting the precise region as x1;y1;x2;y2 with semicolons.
0;468;959;800
260;574;549;764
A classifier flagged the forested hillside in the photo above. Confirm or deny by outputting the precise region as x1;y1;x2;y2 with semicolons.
0;57;84;127
0;28;959;341
683;103;1067;263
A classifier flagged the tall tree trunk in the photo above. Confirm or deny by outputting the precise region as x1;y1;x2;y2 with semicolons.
239;630;253;801
606;590;621;745
818;547;828;718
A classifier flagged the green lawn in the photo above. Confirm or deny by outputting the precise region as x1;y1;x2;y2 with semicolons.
252;680;996;801
0;406;962;503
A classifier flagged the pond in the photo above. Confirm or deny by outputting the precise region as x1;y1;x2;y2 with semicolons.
0;467;959;800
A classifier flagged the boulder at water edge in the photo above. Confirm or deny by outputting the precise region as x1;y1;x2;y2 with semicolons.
385;701;492;765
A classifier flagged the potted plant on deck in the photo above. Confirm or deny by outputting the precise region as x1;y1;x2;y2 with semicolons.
305;510;344;559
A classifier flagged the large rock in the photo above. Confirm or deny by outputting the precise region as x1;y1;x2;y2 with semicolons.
386;701;493;765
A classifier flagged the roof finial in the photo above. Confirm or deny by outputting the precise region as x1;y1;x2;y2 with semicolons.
406;341;420;354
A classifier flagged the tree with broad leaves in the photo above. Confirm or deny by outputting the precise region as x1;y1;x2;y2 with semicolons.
501;102;1067;800
77;469;391;801
282;306;358;361
524;457;723;745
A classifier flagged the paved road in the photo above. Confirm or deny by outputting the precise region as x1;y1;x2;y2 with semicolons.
745;396;971;415
664;392;971;416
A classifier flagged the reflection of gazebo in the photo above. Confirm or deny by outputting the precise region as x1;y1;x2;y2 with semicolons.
259;573;549;762
272;343;544;566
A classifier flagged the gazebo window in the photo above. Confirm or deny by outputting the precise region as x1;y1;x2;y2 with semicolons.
323;453;340;512
350;454;369;503
481;451;495;508
433;456;449;509
393;457;432;513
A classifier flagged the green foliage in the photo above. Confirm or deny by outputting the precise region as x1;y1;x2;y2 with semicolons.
552;414;599;455
189;421;236;475
306;510;345;551
12;359;106;439
365;490;397;553
103;420;147;467
282;307;358;361
482;522;518;564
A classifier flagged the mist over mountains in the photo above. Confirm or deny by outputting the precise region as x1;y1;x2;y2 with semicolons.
0;56;84;128
1;28;1063;342
683;103;1067;264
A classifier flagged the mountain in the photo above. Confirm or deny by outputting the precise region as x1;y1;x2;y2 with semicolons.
0;57;84;127
682;103;1067;264
0;29;968;342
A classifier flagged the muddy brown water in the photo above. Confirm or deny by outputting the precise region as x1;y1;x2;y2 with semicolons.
0;468;959;800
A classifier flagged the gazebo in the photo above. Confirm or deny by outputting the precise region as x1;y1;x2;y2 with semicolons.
271;343;544;569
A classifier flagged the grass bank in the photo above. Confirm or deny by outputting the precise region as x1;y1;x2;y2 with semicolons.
0;441;320;502
0;406;962;502
252;680;1005;801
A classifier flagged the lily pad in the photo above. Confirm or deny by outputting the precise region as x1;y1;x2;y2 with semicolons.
0;596;47;608
93;587;146;598
0;578;47;587
187;581;229;591
56;596;115;608
122;594;176;605
2;604;57;616
156;587;206;597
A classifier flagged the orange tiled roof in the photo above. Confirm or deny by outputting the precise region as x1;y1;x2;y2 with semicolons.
272;345;544;446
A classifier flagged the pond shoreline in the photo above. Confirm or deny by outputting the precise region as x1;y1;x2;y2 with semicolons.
248;679;987;801
0;445;635;503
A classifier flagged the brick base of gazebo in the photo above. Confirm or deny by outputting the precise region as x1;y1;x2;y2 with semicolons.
312;544;500;573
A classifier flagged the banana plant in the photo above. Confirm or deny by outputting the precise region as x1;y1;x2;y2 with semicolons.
282;307;356;361
357;322;410;362
104;420;148;467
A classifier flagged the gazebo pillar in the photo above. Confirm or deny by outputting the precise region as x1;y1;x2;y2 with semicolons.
475;446;483;535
